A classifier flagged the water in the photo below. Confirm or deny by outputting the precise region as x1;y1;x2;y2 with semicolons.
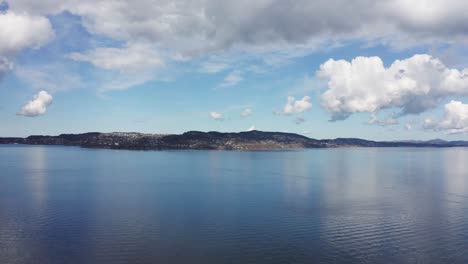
1;145;468;264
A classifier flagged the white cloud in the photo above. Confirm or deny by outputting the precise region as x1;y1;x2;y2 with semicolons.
14;62;154;93
66;44;165;91
15;0;468;51
5;0;468;94
221;70;243;87
0;10;54;78
318;54;468;121
15;64;86;92
5;0;468;93
0;10;53;56
98;72;156;92
209;111;224;121
274;96;312;124
367;113;399;127
17;91;53;117
247;125;256;131
240;108;252;118
282;96;312;115
9;0;468;57
424;100;468;134
200;62;228;73
67;44;163;72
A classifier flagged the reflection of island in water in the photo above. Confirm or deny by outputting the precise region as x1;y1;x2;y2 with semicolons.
1;130;468;150
1;145;468;263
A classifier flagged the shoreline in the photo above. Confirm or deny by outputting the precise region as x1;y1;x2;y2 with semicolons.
1;130;467;150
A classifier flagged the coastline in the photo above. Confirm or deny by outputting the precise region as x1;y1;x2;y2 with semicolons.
1;130;467;151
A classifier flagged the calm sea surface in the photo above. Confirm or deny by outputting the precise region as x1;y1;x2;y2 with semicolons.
1;145;468;264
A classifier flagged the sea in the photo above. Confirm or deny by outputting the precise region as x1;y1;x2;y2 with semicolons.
1;145;468;263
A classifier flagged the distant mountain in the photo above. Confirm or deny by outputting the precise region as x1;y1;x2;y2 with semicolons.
395;138;448;144
1;131;467;150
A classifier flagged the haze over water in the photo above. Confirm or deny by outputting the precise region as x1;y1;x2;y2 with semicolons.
1;145;468;263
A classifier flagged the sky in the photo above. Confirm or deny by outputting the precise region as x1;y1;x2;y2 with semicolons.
1;0;468;140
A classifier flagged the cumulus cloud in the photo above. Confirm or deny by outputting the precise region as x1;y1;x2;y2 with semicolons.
221;70;243;87
17;91;53;117
424;100;468;134
0;9;54;78
8;0;468;87
274;96;312;124
5;0;468;94
240;108;252;118
0;10;53;56
282;96;312;115
9;0;468;55
209;111;224;121
318;54;468;121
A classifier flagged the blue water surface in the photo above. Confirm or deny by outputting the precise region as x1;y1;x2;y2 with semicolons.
1;145;468;263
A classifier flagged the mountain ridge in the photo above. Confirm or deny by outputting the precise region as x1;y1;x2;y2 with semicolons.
0;130;467;150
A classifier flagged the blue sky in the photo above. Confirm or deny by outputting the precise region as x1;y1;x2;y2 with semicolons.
1;1;468;140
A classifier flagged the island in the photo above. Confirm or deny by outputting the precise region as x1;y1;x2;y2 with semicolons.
1;130;468;150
